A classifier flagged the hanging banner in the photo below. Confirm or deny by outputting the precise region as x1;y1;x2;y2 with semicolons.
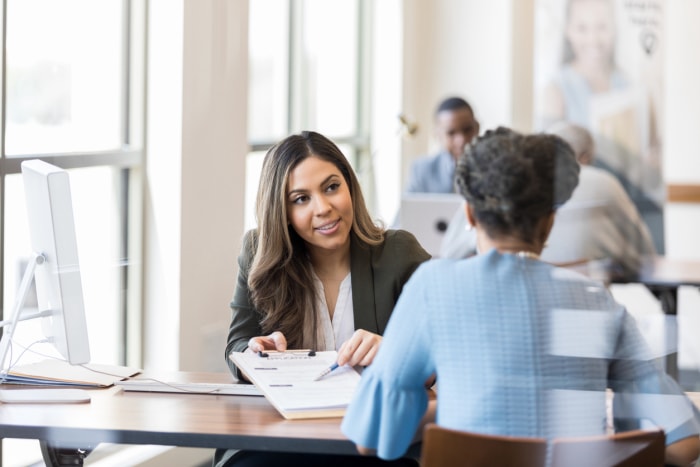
533;0;665;252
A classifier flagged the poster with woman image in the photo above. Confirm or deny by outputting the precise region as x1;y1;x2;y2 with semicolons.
533;0;665;252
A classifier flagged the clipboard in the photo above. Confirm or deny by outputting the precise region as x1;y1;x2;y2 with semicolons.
229;350;361;419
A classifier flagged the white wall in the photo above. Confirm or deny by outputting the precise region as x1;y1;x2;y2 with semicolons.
401;0;514;188
663;0;700;260
144;0;184;371
370;0;404;224
144;0;248;372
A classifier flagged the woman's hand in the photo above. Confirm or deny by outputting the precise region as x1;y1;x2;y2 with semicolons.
337;329;382;367
246;331;287;353
355;445;376;456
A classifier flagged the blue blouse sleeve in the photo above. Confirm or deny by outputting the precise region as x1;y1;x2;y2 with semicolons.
341;264;435;460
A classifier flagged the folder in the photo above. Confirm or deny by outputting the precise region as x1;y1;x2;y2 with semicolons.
3;359;141;387
229;350;360;419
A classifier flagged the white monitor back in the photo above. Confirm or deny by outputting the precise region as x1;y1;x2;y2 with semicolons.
400;193;464;257
21;160;90;364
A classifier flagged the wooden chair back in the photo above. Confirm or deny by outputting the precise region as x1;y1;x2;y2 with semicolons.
550;429;665;467
420;424;665;467
420;424;548;467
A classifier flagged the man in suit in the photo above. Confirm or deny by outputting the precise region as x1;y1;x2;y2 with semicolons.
392;97;479;230
405;96;480;193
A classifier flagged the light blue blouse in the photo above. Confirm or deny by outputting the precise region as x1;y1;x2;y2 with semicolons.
341;250;700;460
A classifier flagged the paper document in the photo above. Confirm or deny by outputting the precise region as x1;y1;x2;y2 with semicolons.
3;360;141;387
229;350;360;419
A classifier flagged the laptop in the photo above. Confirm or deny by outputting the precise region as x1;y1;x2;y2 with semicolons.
399;193;464;257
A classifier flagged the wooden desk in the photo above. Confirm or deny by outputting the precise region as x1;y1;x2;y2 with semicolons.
0;372;360;466
629;256;700;379
0;373;696;466
636;256;700;290
634;255;700;319
686;392;700;413
566;255;700;379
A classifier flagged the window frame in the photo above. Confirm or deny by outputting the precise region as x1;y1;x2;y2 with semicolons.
248;0;372;176
0;0;145;371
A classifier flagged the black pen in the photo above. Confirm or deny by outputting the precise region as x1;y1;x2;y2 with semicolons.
313;362;339;381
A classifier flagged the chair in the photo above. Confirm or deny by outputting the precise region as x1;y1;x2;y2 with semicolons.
419;424;665;467
550;429;665;467
419;424;548;467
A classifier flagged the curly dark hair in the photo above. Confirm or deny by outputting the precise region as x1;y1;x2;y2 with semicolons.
455;127;580;242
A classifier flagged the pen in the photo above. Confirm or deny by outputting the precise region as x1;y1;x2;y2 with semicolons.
313;362;339;381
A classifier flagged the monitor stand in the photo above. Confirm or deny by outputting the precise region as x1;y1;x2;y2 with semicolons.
0;254;91;404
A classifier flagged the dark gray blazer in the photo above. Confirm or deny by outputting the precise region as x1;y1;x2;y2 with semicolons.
224;229;430;377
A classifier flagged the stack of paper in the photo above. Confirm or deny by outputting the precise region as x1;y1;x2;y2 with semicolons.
2;360;141;387
229;350;360;419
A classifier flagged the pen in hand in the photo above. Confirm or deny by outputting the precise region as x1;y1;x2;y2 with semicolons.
313;362;339;381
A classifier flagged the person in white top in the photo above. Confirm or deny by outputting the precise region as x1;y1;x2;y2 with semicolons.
440;121;656;280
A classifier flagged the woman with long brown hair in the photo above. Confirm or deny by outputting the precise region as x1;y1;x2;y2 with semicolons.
217;130;429;467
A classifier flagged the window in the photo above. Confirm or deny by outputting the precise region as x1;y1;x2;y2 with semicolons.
0;1;145;465
4;1;124;156
247;0;404;228
246;0;371;230
248;0;361;142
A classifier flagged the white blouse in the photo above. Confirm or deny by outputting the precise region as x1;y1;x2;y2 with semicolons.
312;271;354;351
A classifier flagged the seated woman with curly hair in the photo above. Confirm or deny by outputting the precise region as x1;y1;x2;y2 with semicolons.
342;127;700;467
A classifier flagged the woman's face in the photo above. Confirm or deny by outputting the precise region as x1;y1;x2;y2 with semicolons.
566;0;616;69
286;155;353;255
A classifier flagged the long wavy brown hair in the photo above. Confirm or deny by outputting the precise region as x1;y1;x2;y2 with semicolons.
249;131;384;350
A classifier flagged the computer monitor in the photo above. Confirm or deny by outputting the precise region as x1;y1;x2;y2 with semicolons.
400;193;464;257
0;159;91;372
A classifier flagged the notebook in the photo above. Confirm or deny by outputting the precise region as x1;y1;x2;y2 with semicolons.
400;193;463;257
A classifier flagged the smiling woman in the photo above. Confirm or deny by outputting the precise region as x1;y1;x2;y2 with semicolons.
216;131;430;467
286;156;355;317
226;131;429;364
286;157;355;256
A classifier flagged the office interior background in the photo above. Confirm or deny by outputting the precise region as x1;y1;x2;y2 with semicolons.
0;0;699;465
